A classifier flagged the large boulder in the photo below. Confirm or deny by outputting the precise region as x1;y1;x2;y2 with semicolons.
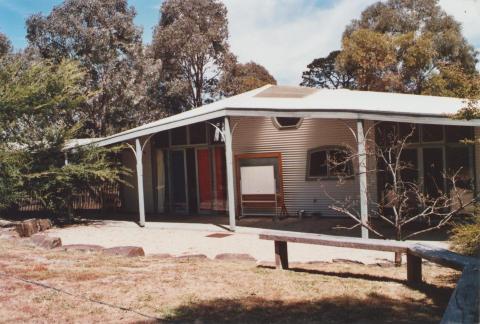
31;234;62;249
102;246;145;257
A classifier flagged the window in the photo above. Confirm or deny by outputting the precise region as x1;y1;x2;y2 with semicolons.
171;127;187;146
189;122;207;145
273;117;303;129
307;146;353;180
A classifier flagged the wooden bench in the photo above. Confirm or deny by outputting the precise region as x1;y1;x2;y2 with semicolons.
259;230;479;323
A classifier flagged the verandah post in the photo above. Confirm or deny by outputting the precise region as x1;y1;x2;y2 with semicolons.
357;119;369;239
224;116;237;231
135;138;146;227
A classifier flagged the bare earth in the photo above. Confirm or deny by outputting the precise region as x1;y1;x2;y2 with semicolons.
0;232;458;323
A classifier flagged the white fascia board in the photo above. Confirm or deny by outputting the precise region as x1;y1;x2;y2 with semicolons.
224;108;480;126
91;109;227;147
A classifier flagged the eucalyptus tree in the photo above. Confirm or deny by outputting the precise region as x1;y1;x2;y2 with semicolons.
220;61;277;97
152;0;233;111
0;32;11;57
302;0;478;97
26;0;162;137
337;0;478;94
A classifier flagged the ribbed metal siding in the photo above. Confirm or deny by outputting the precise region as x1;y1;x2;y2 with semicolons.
232;117;366;217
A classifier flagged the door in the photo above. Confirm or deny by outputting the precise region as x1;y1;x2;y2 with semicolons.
197;148;213;213
170;150;188;213
155;150;166;213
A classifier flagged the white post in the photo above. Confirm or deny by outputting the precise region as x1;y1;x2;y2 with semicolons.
224;116;236;231
135;138;146;227
357;120;369;239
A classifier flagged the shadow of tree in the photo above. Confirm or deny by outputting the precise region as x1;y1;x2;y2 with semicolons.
154;293;444;324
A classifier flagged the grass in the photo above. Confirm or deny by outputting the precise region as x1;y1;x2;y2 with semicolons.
0;234;459;323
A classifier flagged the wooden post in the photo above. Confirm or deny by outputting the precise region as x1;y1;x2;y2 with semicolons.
407;253;422;284
274;241;289;269
357;120;369;239
224;116;236;232
135;138;146;227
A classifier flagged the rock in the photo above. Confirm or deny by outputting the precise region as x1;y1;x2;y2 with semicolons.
31;234;62;249
15;219;52;237
176;254;208;260
214;253;256;262
36;219;52;231
63;244;104;252
332;258;365;265
102;246;145;257
16;219;39;237
151;253;173;259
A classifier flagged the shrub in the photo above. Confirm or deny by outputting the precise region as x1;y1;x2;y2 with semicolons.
450;217;480;257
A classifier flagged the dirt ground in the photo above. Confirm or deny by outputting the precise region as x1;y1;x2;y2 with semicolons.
0;234;459;324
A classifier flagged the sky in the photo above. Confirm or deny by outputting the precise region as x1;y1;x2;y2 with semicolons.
0;0;479;85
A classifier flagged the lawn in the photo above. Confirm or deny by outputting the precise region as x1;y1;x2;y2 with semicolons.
0;236;459;323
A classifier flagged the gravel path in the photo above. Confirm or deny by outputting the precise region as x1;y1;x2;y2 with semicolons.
46;220;449;264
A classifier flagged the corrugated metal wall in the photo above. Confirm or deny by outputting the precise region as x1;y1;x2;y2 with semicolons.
232;117;370;217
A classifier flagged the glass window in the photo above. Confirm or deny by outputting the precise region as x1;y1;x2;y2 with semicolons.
189;122;207;145
445;126;473;143
273;117;303;129
154;131;169;148
307;147;353;179
171;127;188;146
446;146;474;190
422;124;443;142
399;123;419;143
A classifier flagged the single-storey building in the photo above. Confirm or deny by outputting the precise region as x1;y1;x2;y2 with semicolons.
83;85;480;237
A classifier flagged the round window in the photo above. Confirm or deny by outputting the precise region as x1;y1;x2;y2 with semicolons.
273;117;303;129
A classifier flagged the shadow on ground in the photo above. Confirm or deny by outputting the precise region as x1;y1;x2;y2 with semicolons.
149;293;445;323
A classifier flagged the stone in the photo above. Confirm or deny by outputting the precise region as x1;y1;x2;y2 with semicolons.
63;244;104;252
214;253;256;262
176;254;208;260
36;219;52;231
102;246;145;257
31;234;62;249
16;219;39;237
15;218;53;237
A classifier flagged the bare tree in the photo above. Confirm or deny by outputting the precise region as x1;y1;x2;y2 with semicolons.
327;123;477;256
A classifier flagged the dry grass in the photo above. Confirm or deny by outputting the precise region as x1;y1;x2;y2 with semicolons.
0;234;459;323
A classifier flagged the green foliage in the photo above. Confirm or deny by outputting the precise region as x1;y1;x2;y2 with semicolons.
301;50;356;89
450;216;480;257
220;61;277;97
0;54;129;218
305;0;479;96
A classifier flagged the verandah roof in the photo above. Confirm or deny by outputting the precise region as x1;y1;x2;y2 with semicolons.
79;85;480;148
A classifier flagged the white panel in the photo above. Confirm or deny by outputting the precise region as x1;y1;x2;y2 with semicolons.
241;166;275;195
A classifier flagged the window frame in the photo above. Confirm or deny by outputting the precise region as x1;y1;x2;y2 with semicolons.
272;117;304;130
306;146;354;181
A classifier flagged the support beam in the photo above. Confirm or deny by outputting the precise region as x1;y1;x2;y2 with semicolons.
357;120;369;239
135;138;146;227
274;241;289;269
224;116;236;231
407;253;422;284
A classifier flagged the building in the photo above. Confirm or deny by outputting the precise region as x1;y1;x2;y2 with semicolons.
83;85;480;237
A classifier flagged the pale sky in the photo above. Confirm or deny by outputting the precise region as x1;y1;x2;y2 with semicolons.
1;0;479;85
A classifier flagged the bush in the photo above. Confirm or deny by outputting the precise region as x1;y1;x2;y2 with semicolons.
450;217;480;257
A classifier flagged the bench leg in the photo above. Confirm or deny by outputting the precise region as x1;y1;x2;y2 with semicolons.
407;253;422;284
274;241;288;270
